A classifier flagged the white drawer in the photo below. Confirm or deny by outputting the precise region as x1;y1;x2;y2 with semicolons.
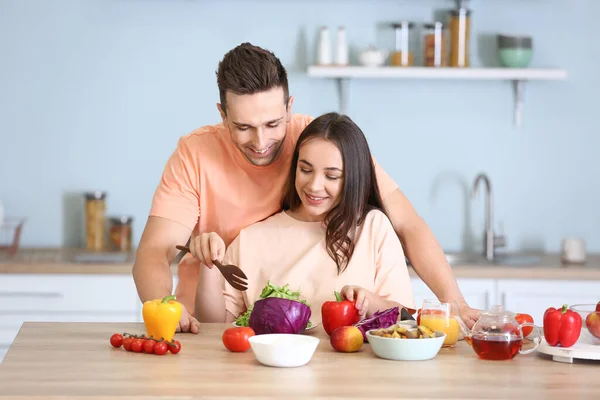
0;275;140;312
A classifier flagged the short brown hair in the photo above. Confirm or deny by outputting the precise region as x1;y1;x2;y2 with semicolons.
216;43;289;114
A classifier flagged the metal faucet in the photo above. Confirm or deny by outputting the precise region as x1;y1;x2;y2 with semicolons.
472;173;506;261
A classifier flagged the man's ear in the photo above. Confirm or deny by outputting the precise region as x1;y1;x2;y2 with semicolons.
285;95;294;122
216;103;226;122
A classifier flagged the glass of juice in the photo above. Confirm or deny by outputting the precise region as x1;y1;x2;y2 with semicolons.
419;299;461;348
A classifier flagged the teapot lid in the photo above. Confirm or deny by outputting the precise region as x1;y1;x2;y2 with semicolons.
480;305;516;319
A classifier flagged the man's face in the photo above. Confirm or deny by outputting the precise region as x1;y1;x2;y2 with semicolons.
218;87;293;167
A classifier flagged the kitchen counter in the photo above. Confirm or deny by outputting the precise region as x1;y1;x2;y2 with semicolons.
0;322;597;399
1;248;600;280
0;247;178;275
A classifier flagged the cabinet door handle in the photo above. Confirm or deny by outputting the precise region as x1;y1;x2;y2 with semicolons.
484;292;490;310
0;292;63;299
501;292;506;308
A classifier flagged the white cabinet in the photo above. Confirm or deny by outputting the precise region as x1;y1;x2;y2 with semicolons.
497;279;599;325
411;278;496;311
0;274;143;363
411;277;599;327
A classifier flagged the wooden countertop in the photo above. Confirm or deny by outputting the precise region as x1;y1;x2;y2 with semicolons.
0;322;597;399
1;248;600;280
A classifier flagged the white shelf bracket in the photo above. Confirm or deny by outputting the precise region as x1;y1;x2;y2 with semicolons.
337;78;350;115
513;80;526;129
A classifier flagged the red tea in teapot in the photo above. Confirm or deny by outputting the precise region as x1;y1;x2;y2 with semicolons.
471;334;522;360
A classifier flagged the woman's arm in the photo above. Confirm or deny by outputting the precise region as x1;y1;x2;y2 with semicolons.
195;235;245;323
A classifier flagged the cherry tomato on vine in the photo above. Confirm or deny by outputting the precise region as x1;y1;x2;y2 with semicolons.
169;340;181;354
110;333;123;348
154;342;168;355
122;337;133;351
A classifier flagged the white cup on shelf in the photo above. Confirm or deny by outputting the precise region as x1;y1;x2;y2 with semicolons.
561;238;586;264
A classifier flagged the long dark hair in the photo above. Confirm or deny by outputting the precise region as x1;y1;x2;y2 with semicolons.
282;112;388;274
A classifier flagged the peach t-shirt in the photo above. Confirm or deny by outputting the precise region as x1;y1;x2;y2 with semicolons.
149;114;399;315
222;209;416;322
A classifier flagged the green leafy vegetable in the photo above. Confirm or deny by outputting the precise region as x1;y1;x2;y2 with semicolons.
235;281;312;328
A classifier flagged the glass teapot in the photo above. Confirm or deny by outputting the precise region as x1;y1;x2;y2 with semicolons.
457;305;542;360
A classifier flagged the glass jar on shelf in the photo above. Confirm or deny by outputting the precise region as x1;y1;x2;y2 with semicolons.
423;22;448;67
84;191;107;252
108;216;133;252
448;6;471;67
390;21;415;67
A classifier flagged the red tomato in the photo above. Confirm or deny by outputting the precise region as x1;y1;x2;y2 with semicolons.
154;342;168;355
416;309;421;325
110;333;123;348
222;327;255;352
143;339;155;354
122;337;133;351
169;340;181;354
515;313;534;336
131;338;144;353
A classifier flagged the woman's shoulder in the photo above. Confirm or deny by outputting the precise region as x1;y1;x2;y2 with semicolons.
239;211;287;233
360;208;396;237
363;208;392;226
238;210;311;237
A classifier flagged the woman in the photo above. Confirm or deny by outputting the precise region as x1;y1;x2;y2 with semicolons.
198;112;415;323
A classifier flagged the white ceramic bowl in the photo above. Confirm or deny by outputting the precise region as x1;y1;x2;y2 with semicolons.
248;334;320;368
366;329;446;361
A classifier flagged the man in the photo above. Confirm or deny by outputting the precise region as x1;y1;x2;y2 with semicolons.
132;43;480;333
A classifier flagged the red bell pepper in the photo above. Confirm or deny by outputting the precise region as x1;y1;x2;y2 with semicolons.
543;304;582;348
321;291;360;336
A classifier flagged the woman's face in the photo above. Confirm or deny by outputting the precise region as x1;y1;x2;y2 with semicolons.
294;138;344;221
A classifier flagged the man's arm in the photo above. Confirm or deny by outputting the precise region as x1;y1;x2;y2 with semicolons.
382;189;480;327
132;216;191;302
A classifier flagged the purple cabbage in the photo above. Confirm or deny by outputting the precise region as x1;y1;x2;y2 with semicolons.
249;297;312;335
353;306;400;342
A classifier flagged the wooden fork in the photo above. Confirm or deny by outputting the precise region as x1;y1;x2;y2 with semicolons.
175;245;248;291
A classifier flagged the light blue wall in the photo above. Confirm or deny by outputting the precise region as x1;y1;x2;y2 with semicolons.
1;0;598;253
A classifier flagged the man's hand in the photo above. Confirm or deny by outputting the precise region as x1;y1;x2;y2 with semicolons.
189;231;226;268
176;305;200;334
459;303;481;329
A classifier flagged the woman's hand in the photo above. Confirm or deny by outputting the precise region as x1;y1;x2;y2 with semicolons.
189;231;225;268
340;285;372;319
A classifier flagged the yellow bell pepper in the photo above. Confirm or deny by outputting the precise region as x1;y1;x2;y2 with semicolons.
142;295;182;342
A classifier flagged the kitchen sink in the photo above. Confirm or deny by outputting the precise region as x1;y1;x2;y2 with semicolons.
444;253;542;266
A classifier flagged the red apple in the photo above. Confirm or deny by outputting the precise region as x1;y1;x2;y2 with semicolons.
595;301;600;312
330;326;364;353
586;311;600;339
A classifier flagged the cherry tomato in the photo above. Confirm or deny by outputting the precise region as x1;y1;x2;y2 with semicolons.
122;337;133;351
515;313;535;336
143;339;155;354
222;327;255;352
110;333;123;348
131;338;144;353
169;340;181;354
154;342;168;355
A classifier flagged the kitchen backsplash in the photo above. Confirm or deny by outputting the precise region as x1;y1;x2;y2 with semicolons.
0;0;598;253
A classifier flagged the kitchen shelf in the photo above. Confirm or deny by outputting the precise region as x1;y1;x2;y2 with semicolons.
307;66;568;128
